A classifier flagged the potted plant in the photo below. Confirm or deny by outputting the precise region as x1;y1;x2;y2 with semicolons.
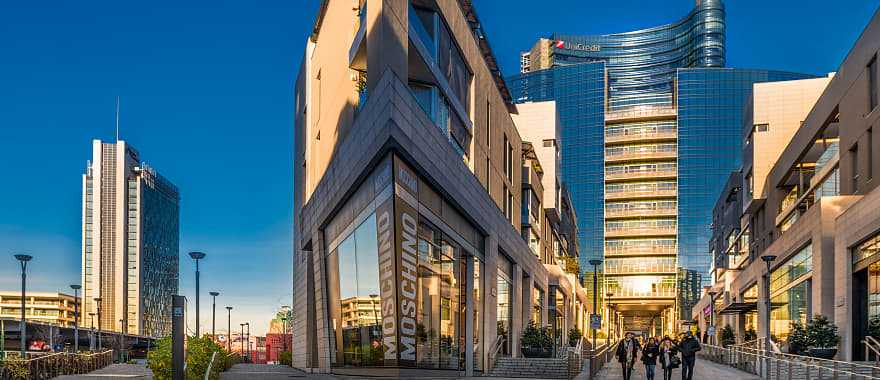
568;327;583;347
806;315;840;359
744;329;757;342
867;316;880;338
787;321;809;355
720;324;736;347
520;321;553;358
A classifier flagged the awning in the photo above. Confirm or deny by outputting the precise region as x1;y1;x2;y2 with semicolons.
717;302;758;315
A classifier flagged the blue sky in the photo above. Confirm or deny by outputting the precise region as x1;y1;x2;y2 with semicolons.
0;0;875;335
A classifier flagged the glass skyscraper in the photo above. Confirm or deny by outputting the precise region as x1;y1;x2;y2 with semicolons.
510;0;815;328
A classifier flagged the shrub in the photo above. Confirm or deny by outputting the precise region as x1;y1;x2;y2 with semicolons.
1;360;30;380
568;327;583;347
807;315;840;348
278;351;292;366
720;324;736;347
787;321;810;354
744;329;757;342
520;320;553;351
148;336;229;380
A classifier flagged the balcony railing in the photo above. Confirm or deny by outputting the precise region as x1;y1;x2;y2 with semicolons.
605;145;677;162
606;263;677;275
605;286;676;298
605;225;677;238
605;188;677;200
605;245;677;256
605;205;677;218
605;167;677;181
605;128;677;144
605;105;677;122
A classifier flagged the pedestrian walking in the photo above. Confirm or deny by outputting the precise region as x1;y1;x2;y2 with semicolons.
642;336;660;380
616;332;642;380
659;336;679;380
678;331;701;380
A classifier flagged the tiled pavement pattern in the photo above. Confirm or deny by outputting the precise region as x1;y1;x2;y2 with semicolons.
593;359;760;380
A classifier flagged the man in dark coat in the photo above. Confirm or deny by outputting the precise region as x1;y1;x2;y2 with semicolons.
615;332;642;380
678;331;701;380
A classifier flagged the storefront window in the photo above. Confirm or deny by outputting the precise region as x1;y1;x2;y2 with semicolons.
770;244;813;294
330;214;383;367
868;263;880;322
769;281;809;342
533;288;544;324
496;271;512;355
472;257;482;371
416;221;461;369
855;233;880;264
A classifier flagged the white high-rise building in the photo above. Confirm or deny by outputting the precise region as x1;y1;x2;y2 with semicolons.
82;139;180;337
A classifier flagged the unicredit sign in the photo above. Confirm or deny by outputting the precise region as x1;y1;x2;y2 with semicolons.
555;39;600;52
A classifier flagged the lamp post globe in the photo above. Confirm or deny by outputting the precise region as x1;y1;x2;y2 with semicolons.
188;251;206;337
14;254;32;357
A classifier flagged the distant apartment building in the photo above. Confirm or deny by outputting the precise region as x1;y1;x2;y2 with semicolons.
82;140;180;337
697;8;880;361
0;291;80;327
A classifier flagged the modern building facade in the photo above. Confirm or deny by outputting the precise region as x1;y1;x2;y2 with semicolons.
0;291;80;327
696;8;880;361
509;0;816;332
292;0;593;375
82;140;180;337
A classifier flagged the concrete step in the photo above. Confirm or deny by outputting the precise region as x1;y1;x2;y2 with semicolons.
488;357;572;379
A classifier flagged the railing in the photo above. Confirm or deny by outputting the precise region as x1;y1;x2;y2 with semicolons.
605;128;677;144
605;105;677;122
584;340;617;379
866;336;880;365
699;343;880;379
204;351;218;380
605;167;677;181
487;335;506;373
0;350;113;380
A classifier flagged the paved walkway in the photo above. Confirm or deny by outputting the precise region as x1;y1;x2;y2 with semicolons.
219;364;308;379
594;359;759;380
54;363;152;379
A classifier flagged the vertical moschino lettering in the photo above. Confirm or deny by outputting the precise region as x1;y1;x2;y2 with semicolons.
375;200;398;363
393;156;419;364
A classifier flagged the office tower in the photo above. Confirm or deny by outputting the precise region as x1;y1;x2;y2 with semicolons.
82;139;180;337
510;0;815;331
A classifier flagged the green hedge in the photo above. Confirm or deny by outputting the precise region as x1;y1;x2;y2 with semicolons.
148;336;237;380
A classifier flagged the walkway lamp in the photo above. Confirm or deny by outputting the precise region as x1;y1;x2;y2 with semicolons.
209;292;220;340
226;306;233;351
70;284;81;352
760;255;777;348
188;251;206;337
14;254;32;357
588;259;602;349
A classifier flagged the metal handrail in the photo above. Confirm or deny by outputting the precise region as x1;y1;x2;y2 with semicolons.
487;335;506;372
700;343;880;379
204;351;218;380
866;336;880;364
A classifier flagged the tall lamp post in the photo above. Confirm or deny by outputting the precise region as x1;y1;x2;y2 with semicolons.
226;307;233;352
95;297;103;350
209;292;220;340
188;251;206;338
707;290;718;345
605;292;614;343
14;254;32;357
245;322;250;360
760;255;777;348
70;284;81;352
89;313;96;350
588;259;602;349
239;323;245;357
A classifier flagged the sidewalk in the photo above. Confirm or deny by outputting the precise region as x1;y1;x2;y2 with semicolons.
54;363;152;379
594;358;759;380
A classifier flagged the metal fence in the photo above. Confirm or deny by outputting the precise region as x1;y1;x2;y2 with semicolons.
583;340;616;379
0;350;113;380
700;343;880;379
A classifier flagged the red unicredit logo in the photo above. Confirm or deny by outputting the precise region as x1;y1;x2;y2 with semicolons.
556;40;565;49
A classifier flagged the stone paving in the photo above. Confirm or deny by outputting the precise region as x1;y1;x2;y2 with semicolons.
54;363;153;379
593;359;760;380
219;364;309;379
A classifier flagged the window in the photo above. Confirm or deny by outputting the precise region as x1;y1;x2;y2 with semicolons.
869;56;878;113
543;139;555;147
869;128;874;181
853;144;861;192
503;135;513;180
755;123;769;132
503;185;510;220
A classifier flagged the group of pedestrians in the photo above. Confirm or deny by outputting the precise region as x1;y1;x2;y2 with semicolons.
615;330;702;380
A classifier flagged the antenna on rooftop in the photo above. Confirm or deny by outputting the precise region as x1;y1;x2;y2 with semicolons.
115;96;120;142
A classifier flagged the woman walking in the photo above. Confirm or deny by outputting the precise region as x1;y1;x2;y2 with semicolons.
642;337;659;380
658;336;679;380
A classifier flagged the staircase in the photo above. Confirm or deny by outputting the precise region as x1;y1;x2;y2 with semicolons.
487;357;571;379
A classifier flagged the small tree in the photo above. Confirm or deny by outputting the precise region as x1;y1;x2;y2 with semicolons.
720;324;736;347
787;321;810;354
744;329;757;342
807;315;840;348
521;320;553;355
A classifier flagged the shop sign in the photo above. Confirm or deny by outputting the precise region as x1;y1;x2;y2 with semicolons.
393;156;419;365
555;39;600;52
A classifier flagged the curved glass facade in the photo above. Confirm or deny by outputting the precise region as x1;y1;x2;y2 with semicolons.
551;0;725;110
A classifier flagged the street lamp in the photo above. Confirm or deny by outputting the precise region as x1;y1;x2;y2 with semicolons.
188;251;206;337
760;255;777;348
239;323;246;357
209;292;220;340
94;297;103;350
588;259;602;350
70;284;81;352
245;322;250;360
707;290;718;345
226;307;233;352
605;292;614;343
14;254;32;357
89;313;96;350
